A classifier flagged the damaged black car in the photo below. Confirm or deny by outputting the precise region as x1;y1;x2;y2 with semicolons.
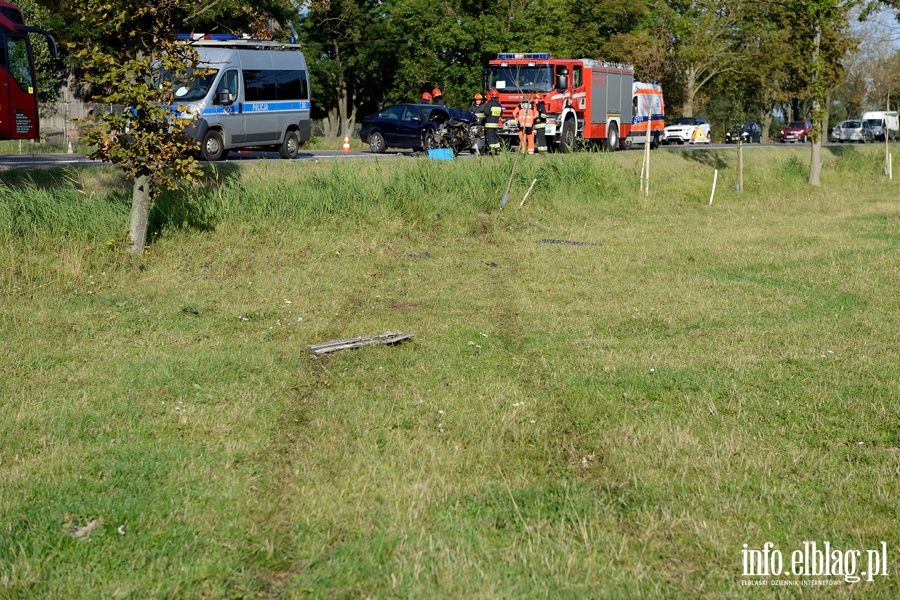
360;104;482;155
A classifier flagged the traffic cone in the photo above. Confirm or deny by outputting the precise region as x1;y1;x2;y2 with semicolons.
342;134;351;153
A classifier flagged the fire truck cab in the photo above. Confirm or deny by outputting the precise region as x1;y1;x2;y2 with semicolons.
484;53;662;152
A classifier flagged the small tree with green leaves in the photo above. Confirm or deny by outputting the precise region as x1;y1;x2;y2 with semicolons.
71;1;206;254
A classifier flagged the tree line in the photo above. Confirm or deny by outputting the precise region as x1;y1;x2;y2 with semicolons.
18;0;900;137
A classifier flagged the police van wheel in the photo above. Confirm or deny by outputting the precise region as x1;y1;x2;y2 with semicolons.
201;130;226;162
559;119;576;153
279;131;300;159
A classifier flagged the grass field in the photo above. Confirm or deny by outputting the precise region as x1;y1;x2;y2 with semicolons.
1;145;899;598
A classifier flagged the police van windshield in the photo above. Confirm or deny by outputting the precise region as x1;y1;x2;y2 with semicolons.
487;66;553;93
155;68;219;102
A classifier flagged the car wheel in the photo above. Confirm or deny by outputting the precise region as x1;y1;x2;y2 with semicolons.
559;119;576;153
201;130;227;161
279;130;299;159
369;131;386;154
423;131;437;151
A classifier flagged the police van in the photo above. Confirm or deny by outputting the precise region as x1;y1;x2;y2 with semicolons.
172;34;311;161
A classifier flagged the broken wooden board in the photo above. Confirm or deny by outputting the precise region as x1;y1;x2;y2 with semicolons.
307;331;414;355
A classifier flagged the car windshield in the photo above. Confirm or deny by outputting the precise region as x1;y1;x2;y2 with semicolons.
672;118;697;126
845;121;861;128
486;66;554;93
865;119;881;127
155;67;219;102
787;122;806;128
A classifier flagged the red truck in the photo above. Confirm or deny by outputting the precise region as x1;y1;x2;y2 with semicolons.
484;52;663;151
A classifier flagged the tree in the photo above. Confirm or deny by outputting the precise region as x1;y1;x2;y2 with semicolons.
69;1;212;254
664;0;750;117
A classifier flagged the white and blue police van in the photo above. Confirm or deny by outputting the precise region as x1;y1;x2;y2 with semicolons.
172;34;311;161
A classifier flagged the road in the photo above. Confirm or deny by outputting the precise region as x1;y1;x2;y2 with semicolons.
0;141;847;170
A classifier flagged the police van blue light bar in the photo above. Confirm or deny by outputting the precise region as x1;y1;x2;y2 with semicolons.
177;33;241;41
497;53;551;60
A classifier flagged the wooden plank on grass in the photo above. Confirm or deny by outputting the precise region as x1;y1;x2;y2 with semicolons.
307;331;415;355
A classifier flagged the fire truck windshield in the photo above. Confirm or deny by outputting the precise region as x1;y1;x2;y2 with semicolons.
486;66;553;93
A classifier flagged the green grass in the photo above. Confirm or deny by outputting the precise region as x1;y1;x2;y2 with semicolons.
1;145;899;598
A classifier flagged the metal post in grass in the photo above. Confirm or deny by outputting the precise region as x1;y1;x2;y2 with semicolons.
710;169;718;205
738;138;743;193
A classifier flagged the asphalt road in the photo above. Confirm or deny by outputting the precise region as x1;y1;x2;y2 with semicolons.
0;141;856;170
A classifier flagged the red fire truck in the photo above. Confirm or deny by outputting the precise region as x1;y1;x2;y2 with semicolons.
484;53;663;151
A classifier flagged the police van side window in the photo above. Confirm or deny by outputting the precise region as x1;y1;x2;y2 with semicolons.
215;70;239;104
271;70;308;100
244;69;308;102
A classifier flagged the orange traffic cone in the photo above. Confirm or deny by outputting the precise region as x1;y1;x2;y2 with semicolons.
342;135;351;153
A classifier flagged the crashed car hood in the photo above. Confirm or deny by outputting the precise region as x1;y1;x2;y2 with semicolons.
417;104;477;123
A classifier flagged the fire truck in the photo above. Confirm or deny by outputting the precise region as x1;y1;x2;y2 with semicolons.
484;53;664;151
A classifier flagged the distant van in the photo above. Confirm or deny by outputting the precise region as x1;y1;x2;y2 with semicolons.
170;34;311;161
861;111;898;142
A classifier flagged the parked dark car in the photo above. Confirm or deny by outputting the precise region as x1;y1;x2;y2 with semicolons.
779;120;812;143
359;103;481;154
725;121;763;144
831;120;874;143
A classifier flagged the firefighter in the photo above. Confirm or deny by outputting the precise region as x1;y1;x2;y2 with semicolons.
533;93;549;154
512;98;535;154
483;89;503;155
421;92;432;104
468;93;486;126
432;88;445;106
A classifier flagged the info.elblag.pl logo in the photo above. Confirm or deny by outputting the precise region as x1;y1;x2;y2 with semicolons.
741;542;889;586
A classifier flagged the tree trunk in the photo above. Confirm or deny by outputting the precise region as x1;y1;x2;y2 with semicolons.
683;65;697;117
762;109;774;144
809;21;822;187
127;172;152;254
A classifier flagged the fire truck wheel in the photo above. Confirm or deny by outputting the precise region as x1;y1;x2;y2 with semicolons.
559;119;576;153
606;123;619;152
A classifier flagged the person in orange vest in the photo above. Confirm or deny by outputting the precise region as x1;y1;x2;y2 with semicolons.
533;93;549;154
483;89;503;155
512;99;535;154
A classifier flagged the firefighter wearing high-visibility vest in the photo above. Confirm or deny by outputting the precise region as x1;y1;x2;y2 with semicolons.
512;99;535;154
483;89;503;155
533;93;549;154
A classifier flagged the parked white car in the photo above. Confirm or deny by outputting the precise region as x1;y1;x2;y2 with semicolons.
661;117;711;144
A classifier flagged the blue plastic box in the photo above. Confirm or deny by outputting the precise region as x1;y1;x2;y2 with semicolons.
427;148;454;160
